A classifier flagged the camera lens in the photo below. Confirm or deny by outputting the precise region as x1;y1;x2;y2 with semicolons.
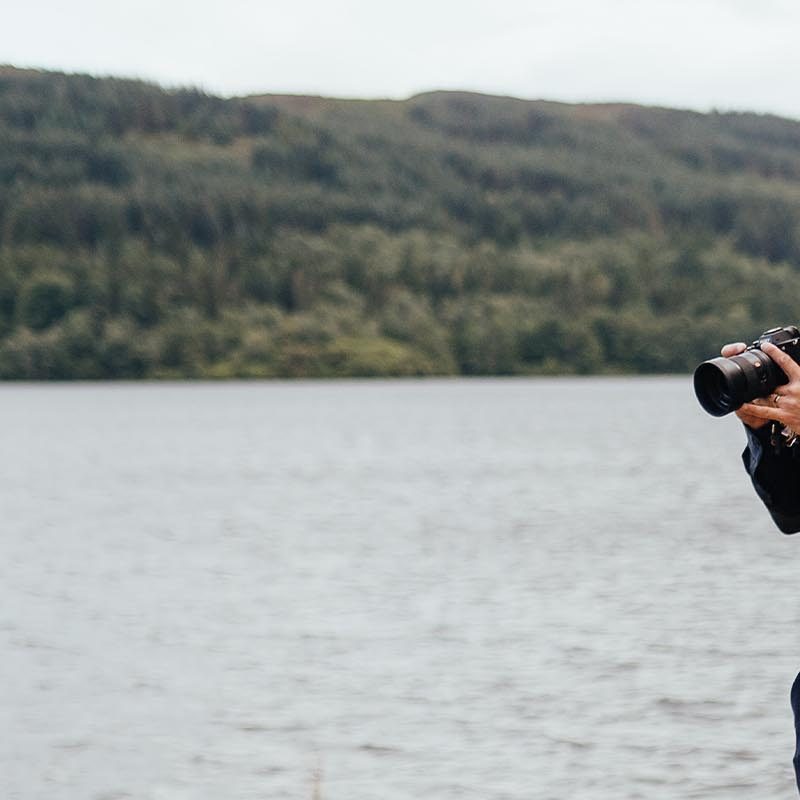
694;358;746;416
693;350;777;417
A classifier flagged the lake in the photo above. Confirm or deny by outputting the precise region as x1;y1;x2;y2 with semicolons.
2;377;799;799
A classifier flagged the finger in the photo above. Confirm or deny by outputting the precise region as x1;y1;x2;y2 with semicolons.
761;342;800;382
721;342;747;357
777;383;800;399
734;407;769;427
739;402;789;422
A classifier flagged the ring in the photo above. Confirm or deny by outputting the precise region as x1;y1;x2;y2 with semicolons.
774;393;782;407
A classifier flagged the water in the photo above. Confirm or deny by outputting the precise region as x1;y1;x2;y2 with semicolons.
2;377;799;799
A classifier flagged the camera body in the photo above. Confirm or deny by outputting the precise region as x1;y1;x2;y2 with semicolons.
752;325;800;357
694;324;800;417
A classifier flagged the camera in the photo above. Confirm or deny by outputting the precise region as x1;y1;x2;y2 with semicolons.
694;325;800;417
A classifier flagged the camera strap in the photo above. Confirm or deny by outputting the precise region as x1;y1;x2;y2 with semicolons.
770;421;800;452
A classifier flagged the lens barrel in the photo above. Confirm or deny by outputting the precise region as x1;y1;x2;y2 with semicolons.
693;349;778;416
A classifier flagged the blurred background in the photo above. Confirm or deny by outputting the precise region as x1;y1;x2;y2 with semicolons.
3;1;800;798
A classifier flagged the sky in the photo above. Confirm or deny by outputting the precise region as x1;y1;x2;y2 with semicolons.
3;0;800;117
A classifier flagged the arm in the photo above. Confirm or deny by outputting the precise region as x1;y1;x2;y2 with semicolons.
742;424;800;534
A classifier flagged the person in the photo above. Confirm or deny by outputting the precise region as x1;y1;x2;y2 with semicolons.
722;339;800;791
725;340;800;534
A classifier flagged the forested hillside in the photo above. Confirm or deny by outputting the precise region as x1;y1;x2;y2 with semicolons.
2;66;800;378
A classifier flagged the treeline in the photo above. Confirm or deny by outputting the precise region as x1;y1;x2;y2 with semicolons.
2;66;800;378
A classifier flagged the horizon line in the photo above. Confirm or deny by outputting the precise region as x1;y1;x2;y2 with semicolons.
2;62;797;123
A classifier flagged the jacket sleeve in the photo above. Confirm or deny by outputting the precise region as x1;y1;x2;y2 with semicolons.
742;425;800;534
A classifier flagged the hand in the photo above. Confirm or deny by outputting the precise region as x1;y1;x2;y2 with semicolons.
737;341;800;432
720;342;771;430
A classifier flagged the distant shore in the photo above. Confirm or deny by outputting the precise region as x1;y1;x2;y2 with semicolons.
1;67;797;378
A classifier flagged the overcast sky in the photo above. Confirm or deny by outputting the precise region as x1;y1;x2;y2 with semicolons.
3;0;800;117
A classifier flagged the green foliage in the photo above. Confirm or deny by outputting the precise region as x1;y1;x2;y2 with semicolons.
3;67;800;377
319;336;438;376
18;271;73;330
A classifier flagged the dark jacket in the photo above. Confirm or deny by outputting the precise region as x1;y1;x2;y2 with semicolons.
743;425;800;534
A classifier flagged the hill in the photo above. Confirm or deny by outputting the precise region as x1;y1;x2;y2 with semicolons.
1;66;800;378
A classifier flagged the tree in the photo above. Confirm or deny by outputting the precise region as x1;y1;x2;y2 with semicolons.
18;271;72;330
